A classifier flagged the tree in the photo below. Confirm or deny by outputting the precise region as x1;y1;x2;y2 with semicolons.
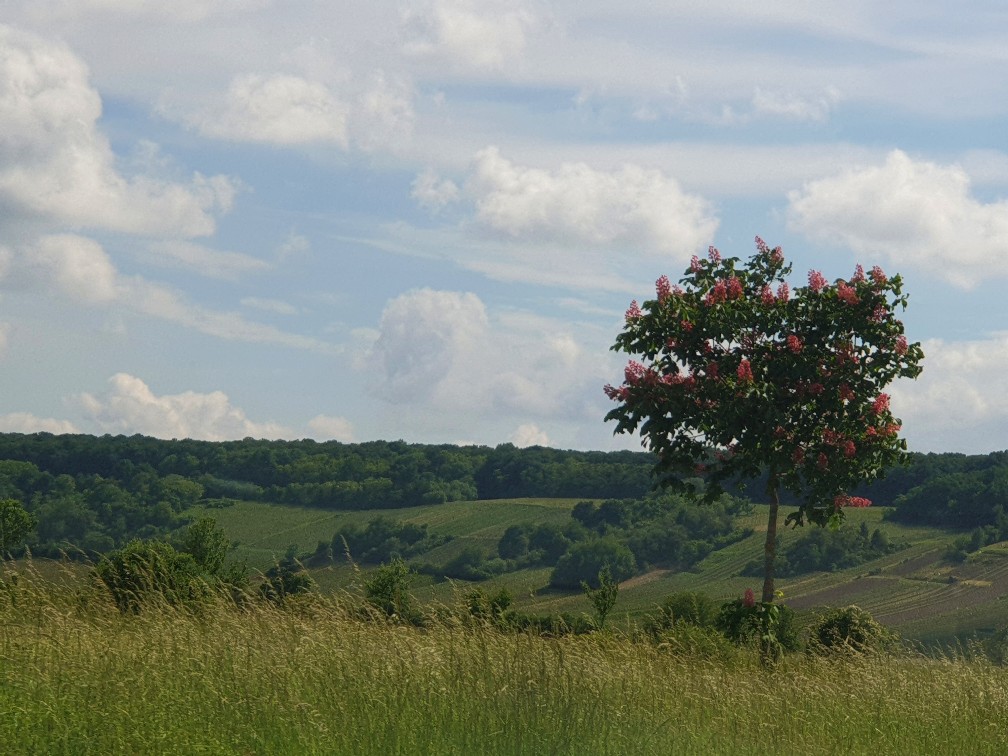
604;238;923;604
181;516;230;575
0;498;37;557
582;565;619;629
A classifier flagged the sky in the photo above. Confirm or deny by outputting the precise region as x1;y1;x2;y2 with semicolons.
0;1;1007;455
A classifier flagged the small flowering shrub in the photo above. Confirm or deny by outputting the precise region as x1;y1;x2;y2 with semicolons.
605;237;923;603
716;591;800;656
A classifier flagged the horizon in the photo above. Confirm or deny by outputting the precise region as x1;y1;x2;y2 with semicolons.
1;4;1007;455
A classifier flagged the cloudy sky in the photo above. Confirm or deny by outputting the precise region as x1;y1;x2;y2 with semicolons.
1;1;1007;454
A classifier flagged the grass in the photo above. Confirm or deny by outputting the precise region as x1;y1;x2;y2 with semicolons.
3;563;1008;754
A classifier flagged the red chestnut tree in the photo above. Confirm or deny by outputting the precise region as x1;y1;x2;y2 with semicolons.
604;238;923;603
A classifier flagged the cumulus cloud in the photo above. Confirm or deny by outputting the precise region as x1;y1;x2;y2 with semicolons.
788;150;1008;287
0;412;78;435
77;373;294;441
0;24;235;237
28;234;119;304
307;414;356;442
364;288;612;432
466;147;718;255
350;71;415;152
890;334;1008;454
402;0;538;71
511;423;549;448
192;73;350;146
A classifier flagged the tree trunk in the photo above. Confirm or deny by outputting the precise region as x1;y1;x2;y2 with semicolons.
761;476;780;604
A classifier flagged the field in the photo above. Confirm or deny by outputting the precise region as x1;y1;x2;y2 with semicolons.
3;566;1008;755
191;498;1008;646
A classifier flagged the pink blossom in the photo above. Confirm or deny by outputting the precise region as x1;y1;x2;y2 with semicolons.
776;282;790;301
810;382;824;396
625;300;642;322
690;255;702;273
666;337;678;350
895;335;908;355
817;452;829;470
761;285;775;306
755;236;768;254
851;264;866;283
870;266;887;285
706;361;720;379
872;305;888;322
603;384;628;400
871;393;890;415
786;334;803;354
726;276;744;300
708;245;721;264
839;384;854;402
656;275;672;303
771;247;784;265
705;280;727;306
842;440;856;458
743;588;756;608
624;361;646;385
793;446;805;464
834;494;871;509
681;319;694;332
808;270;827;293
836;281;860;305
737;359;753;383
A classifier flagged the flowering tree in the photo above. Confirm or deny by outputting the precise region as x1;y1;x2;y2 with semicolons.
604;238;923;603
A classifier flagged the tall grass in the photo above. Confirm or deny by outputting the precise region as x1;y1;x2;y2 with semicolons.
2;563;1007;755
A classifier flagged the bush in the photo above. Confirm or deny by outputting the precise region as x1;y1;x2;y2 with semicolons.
716;597;801;655
549;537;636;589
808;605;893;655
645;591;718;635
95;539;208;613
259;559;314;604
364;557;416;621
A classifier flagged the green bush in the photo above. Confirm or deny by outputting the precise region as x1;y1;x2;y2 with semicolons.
808;605;893;655
716;597;800;655
645;591;718;635
549;537;636;589
94;539;209;613
364;557;416;621
258;559;314;604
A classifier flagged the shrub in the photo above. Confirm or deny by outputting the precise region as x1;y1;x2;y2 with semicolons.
808;605;892;655
94;539;208;613
645;591;718;635
364;557;415;621
716;597;800;655
259;559;314;604
549;537;636;589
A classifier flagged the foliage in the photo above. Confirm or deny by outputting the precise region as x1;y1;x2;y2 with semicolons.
94;538;208;613
259;559;314;604
0;498;37;557
604;238;923;601
742;521;903;577
329;516;450;565
645;591;720;635
549;537;636;589
180;516;231;575
364;557;416;620
581;565;619;629
716;591;800;659
808;605;893;655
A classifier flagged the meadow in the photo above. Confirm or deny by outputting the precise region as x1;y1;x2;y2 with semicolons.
3;563;1008;755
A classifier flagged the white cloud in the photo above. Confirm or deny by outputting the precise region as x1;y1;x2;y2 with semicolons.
751;86;841;122
402;0;538;72
307;414;356;442
147;240;271;280
466;147;718;254
192;73;350;146
77;373;294;441
351;71;415;152
241;297;298;315
411;168;460;211
511;423;549;448
0;412;78;435
27;0;272;23
890;334;1008;454
0;24;236;237
788;150;1008;287
29;234;118;304
364;288;614;431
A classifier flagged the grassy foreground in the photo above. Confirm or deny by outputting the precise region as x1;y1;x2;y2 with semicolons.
2;567;1008;755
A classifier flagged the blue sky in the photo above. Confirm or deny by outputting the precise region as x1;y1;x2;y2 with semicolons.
1;1;1007;454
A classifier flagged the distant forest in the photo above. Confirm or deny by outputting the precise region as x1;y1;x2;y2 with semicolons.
0;432;1005;559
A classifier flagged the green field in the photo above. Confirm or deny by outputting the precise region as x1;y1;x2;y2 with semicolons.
190;498;1008;646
